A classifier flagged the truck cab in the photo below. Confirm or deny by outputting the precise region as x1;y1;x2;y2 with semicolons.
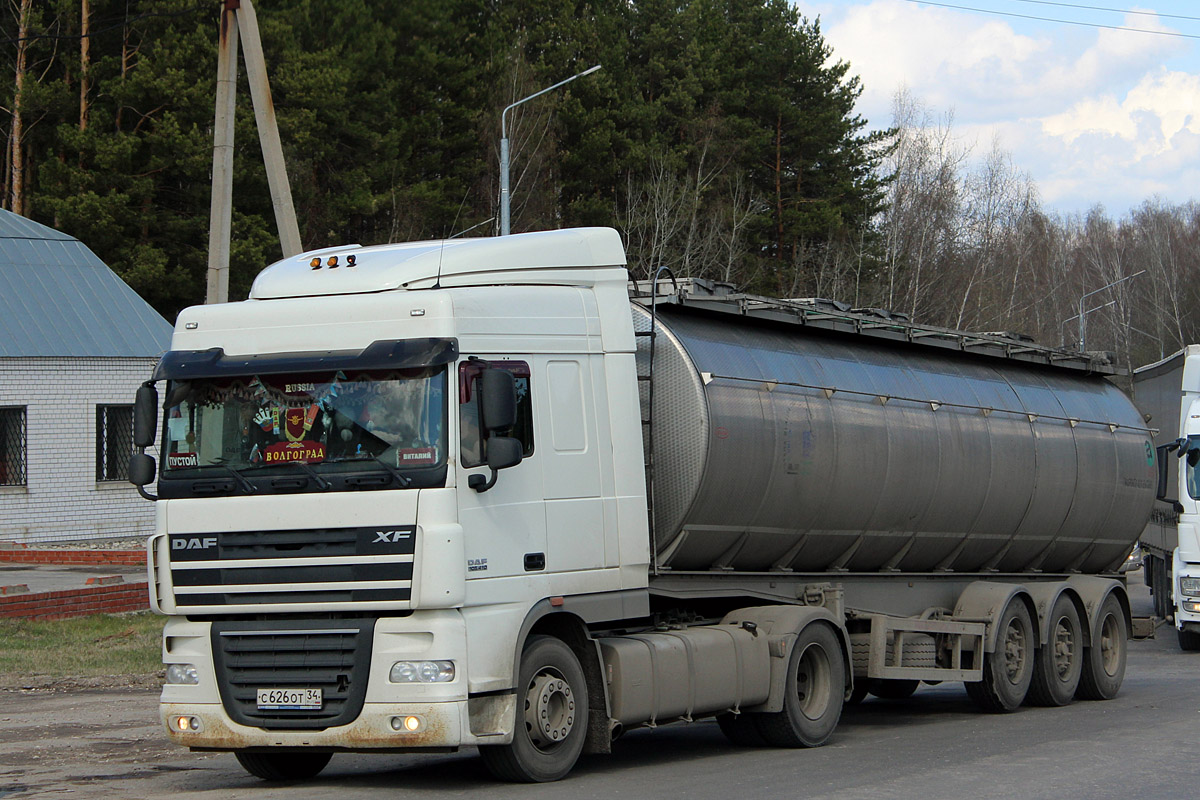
133;228;652;780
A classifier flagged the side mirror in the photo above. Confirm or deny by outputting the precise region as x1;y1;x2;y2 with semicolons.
129;453;158;501
134;382;159;448
469;436;524;493
1157;443;1174;500
479;368;517;433
486;436;523;471
129;453;157;486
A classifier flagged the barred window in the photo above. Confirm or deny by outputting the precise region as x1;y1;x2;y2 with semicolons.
97;405;135;482
0;407;26;486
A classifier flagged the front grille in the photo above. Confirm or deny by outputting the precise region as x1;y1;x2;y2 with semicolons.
211;618;374;729
169;526;415;609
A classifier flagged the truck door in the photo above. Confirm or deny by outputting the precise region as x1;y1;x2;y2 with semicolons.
456;359;547;581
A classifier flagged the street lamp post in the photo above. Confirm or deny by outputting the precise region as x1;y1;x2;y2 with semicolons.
1076;270;1145;352
500;64;601;236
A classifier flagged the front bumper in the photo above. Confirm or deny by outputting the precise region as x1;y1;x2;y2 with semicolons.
162;696;515;751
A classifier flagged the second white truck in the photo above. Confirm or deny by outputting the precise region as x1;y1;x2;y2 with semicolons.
1133;347;1200;650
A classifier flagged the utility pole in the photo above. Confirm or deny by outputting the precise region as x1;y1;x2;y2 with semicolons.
206;0;302;304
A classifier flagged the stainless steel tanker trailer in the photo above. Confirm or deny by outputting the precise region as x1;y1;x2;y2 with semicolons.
133;228;1154;782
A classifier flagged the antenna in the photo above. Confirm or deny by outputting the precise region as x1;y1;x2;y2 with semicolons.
435;187;474;289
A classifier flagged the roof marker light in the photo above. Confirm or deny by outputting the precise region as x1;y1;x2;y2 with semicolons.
310;257;321;270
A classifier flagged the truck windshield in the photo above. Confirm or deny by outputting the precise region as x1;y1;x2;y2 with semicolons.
1187;434;1200;500
161;366;446;482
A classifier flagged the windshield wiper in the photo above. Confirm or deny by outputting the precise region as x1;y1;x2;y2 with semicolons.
330;453;412;487
208;459;258;494
269;459;332;491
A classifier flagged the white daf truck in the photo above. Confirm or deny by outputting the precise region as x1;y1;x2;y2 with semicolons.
1132;346;1200;650
131;227;1154;782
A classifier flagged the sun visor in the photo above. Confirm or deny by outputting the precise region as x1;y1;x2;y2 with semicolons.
153;337;459;381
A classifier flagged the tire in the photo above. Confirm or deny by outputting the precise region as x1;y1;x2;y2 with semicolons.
1076;594;1127;700
965;597;1033;713
479;635;588;782
867;679;919;700
1027;595;1083;707
234;750;332;781
1177;627;1200;651
716;712;768;746
754;622;844;748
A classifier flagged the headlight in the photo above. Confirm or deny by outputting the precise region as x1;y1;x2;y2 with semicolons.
390;660;455;683
166;663;200;685
1180;578;1200;596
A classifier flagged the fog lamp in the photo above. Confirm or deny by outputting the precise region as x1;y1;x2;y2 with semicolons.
174;715;202;732
390;715;423;733
1182;600;1200;613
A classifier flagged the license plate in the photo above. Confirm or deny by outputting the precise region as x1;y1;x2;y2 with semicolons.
256;687;323;710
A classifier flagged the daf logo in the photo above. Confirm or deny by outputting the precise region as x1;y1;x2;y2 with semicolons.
173;537;218;550
373;530;412;543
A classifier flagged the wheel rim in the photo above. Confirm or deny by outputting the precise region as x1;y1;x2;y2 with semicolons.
1052;616;1076;681
1003;615;1028;684
525;668;576;752
1098;613;1120;677
795;642;833;720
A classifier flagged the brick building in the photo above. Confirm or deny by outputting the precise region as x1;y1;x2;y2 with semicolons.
0;209;172;543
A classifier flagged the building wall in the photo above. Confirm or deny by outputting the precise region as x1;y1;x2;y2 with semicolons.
0;357;159;543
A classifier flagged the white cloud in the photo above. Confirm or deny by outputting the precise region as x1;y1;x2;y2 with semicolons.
804;0;1200;215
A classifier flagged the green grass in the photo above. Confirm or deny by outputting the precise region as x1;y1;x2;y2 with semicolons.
0;611;163;686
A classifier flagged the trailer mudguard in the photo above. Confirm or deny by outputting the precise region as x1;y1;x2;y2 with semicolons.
953;581;1038;653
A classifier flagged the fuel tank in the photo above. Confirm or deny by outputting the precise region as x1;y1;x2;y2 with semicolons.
633;301;1155;575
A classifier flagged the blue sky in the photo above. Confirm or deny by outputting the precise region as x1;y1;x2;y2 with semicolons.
794;1;1200;217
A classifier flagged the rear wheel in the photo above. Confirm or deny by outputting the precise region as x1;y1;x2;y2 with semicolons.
966;597;1033;713
234;751;332;781
479;636;588;782
1027;595;1083;707
1076;594;1127;700
754;622;844;748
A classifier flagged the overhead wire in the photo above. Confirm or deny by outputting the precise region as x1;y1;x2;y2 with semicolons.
901;0;1200;39
0;2;212;48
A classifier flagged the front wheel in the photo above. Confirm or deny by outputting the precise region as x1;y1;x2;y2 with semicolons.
1179;627;1200;652
234;750;332;781
754;622;844;748
479;636;588;782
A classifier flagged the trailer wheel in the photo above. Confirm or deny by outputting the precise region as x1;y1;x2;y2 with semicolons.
234;750;332;781
1178;628;1200;651
754;622;844;748
966;597;1033;713
479;635;588;782
1076;594;1127;700
717;712;767;746
1027;595;1082;707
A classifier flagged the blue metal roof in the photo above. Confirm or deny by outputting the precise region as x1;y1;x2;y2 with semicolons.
0;209;172;358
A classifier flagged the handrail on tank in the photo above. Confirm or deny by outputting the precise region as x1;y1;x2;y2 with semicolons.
642;266;678;576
